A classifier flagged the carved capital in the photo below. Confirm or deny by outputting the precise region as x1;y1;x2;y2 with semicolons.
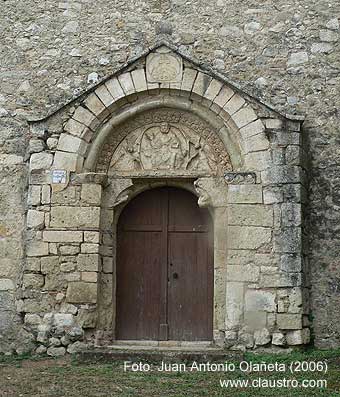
194;177;228;208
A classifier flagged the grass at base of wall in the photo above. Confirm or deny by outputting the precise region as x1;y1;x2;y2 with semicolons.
0;348;339;396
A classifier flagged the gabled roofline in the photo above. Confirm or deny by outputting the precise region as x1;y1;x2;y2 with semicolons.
28;39;304;124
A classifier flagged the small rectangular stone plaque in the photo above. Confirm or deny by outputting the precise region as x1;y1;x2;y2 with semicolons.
51;169;67;184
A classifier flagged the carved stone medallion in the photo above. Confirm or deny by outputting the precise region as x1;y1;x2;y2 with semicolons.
146;51;183;83
96;108;232;176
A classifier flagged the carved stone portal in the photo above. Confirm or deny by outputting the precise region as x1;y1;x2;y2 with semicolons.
96;108;232;176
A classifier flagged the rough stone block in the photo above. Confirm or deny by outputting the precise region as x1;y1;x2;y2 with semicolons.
277;313;302;330
105;78;125;100
27;210;45;229
26;258;41;272
244;311;267;330
245;290;276;312
242;133;269;153
50;206;100;228
41;256;59;274
66;282;97;303
81;272;97;282
228;205;273;227
280;254;302;272
232;106;258;128
281;203;302;227
181;68;197;92
260;272;302;288
254;328;271;345
102;257;113;273
272;332;286;346
95;84;115;107
204;79;223;101
59;245;80;255
28;185;41;206
228;226;271;250
228;185;262;204
0;279;15;291
83;93;106;116
64;118;86;138
30;152;53;171
57;134;87;156
81;243;99;253
77;254;99;271
192;72;212;97
131;69;147;92
286;328;310;345
23;274;44;288
223;94;245;115
53;151;84;172
43;230;83;243
261;166;301;185
225;282;244;329
213;86;234;108
244;151;271;171
84;231;100;243
72;106;97;126
274;228;301;253
76;308;97;328
118;72;135;95
27;241;49;257
227;265;260;282
81;184;102;205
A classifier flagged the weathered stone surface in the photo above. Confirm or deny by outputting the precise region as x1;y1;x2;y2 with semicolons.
277;313;302;330
228;185;263;204
76;254;99;271
0;279;15;291
254;328;271;345
272;332;286;346
41;256;59;274
57;134;87;155
27;210;45;229
285;329;310;345
245;290;276;312
43;230;83;243
228;205;273;227
66;282;97;303
30;153;53;171
67;341;87;354
53;313;74;327
227;265;259;282
47;346;66;357
23;274;44;288
50;207;100;228
81;184;102;205
26;241;49;257
228;226;271;250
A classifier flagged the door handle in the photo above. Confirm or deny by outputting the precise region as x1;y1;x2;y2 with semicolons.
173;272;179;279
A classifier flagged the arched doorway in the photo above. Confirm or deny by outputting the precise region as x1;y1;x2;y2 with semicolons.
116;186;213;341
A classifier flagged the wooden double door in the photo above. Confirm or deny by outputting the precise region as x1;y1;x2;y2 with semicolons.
116;187;213;341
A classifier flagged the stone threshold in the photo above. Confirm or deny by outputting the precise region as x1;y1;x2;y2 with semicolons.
76;341;243;363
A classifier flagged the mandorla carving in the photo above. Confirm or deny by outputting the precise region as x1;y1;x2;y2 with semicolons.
96;109;232;176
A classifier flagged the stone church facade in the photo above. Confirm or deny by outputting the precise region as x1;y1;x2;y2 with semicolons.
0;1;339;354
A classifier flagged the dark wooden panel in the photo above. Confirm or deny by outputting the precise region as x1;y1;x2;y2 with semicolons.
116;188;166;340
168;232;213;340
116;186;213;341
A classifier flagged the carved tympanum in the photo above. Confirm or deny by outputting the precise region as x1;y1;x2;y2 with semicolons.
96;108;232;176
